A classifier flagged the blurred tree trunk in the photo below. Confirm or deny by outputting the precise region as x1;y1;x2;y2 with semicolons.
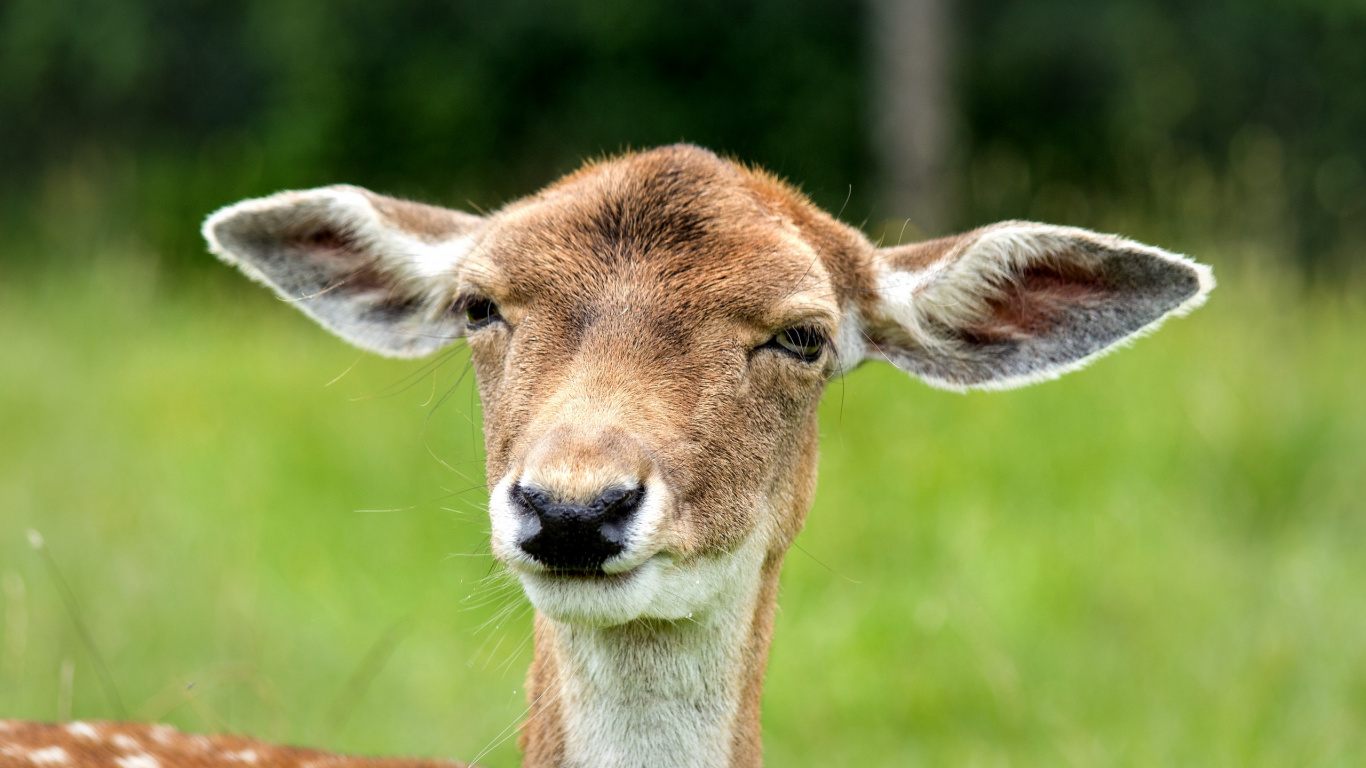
871;0;955;236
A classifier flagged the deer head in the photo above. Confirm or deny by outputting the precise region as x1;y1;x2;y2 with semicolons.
202;144;1212;768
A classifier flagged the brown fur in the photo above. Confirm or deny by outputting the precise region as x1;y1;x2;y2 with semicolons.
363;190;483;242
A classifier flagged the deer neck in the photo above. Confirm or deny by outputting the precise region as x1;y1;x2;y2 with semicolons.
519;543;785;768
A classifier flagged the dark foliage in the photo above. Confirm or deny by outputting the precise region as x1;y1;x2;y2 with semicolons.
2;0;1362;269
962;0;1366;268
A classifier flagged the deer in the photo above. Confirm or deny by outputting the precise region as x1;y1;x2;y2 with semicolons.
2;144;1212;768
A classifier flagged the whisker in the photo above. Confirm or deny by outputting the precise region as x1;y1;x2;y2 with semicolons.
792;540;862;584
466;667;565;768
351;482;489;515
422;358;478;433
347;344;467;402
492;613;536;676
323;354;365;387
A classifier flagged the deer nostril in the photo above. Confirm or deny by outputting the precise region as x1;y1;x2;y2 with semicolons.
512;483;644;572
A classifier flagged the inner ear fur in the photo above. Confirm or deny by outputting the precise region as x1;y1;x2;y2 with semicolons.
203;185;486;358
864;221;1214;391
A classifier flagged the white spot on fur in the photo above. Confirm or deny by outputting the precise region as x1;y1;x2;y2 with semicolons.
224;749;260;763
148;725;175;745
27;746;70;765
110;733;140;751
114;755;160;768
62;722;98;740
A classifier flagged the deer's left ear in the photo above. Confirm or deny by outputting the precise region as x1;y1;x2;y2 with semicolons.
857;222;1214;391
204;185;486;358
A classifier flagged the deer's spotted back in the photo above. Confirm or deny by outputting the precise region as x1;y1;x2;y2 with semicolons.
0;721;466;768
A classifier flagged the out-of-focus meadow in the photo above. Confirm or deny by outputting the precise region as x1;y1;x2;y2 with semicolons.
3;1;1366;766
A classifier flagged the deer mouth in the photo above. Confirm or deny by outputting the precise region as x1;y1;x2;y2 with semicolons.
542;565;642;582
513;532;770;628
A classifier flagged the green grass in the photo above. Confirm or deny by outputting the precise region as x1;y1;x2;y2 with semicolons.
1;256;1363;767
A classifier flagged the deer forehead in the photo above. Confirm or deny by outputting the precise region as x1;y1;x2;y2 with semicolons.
464;154;852;333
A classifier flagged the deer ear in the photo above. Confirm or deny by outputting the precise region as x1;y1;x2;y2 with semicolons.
203;185;487;358
860;222;1214;391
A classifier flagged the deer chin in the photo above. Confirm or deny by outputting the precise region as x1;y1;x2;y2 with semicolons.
516;556;668;627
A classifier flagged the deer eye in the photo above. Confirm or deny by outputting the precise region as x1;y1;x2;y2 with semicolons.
767;326;827;363
462;297;503;330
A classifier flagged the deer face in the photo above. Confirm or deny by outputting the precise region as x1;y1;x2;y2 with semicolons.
457;153;867;626
205;145;1211;629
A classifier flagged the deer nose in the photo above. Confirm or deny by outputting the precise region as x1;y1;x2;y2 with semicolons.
513;483;644;572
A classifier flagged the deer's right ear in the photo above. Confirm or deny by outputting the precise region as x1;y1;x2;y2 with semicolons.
203;185;487;358
857;222;1214;391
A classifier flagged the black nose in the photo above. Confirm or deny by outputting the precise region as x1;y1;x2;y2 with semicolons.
513;483;644;572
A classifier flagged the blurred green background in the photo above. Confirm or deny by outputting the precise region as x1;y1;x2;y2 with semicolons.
1;1;1364;766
